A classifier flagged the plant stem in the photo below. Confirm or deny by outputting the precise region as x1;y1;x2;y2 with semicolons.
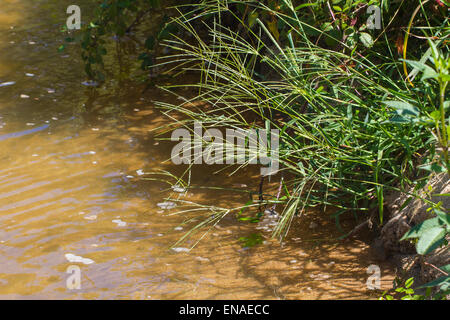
439;80;449;176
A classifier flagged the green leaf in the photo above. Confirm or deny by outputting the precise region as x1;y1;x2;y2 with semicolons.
430;110;441;121
359;32;374;48
403;59;439;81
248;11;258;28
418;163;446;173
382;101;420;118
419;275;450;291
416;226;446;254
401;217;442;240
439;264;450;274
405;277;414;288
295;3;317;10
434;209;450;227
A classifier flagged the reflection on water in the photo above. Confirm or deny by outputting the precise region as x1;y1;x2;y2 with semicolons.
0;0;395;299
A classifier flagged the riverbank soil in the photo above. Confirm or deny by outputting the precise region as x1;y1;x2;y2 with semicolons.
378;173;449;290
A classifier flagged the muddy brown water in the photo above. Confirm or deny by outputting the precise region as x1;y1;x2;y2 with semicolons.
0;0;395;299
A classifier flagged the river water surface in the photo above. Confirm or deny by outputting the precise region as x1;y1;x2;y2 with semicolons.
0;0;395;299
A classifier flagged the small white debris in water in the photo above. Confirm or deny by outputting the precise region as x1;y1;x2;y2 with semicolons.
126;175;134;179
134;108;140;112
78;211;86;215
157;202;176;210
309;273;331;280
20;94;30;99
171;185;186;193
91;128;99;131
136;169;145;176
28;41;36;45
174;226;183;231
52;117;58;121
84;215;97;220
112;219;126;227
88;151;96;155
31;154;39;157
290;259;298;264
91;244;98;247
0;81;15;87
309;221;319;229
26;123;35;126
92;161;97;165
47;89;55;94
171;247;190;253
25;73;34;77
157;233;163;237
64;253;94;265
195;256;210;263
328;261;335;266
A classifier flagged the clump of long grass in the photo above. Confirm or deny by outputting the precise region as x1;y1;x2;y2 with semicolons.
153;0;448;242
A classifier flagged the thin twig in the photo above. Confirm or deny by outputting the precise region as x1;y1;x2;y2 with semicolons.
270;175;284;213
424;262;449;276
327;1;339;30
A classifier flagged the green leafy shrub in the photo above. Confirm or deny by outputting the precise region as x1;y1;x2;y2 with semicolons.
151;0;448;240
400;207;449;296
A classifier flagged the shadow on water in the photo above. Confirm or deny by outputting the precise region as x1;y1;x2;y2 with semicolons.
0;0;395;299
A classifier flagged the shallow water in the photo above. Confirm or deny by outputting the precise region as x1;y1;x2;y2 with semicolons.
0;0;395;299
